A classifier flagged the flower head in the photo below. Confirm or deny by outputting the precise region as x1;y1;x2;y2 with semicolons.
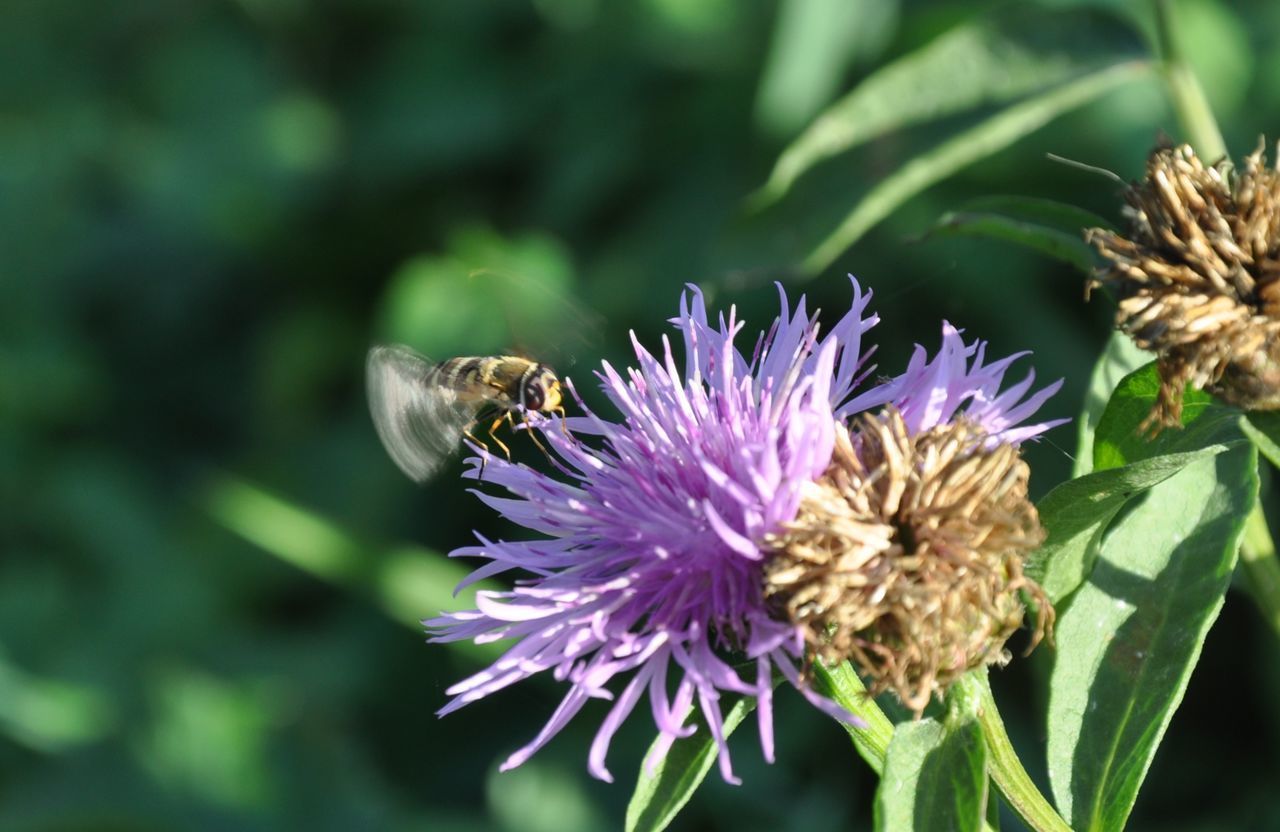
763;324;1063;713
427;285;1062;782
429;280;882;784
1086;141;1280;430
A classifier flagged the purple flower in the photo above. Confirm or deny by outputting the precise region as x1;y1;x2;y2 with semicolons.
879;321;1067;444
426;281;1062;783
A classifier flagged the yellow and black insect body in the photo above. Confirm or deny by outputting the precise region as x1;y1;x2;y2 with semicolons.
366;345;565;483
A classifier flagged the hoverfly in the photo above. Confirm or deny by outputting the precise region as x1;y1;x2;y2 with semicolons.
366;345;566;483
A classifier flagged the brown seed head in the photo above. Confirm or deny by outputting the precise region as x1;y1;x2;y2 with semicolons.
762;408;1051;715
1086;141;1280;430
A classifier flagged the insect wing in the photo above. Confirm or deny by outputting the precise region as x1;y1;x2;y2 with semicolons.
366;345;477;483
465;268;604;370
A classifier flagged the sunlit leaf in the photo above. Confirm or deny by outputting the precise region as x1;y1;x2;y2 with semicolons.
923;195;1111;273
1046;444;1256;832
1091;364;1235;471
203;475;500;660
753;16;1138;208
378;226;595;363
874;707;987;831
1074;334;1151;477
139;667;277;809
0;649;114;751
753;0;888;137
801;61;1149;275
1030;363;1245;602
625;696;755;832
1240;411;1280;470
489;761;610;832
1029;441;1238;604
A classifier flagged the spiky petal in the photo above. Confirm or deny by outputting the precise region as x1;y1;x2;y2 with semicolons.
428;279;881;784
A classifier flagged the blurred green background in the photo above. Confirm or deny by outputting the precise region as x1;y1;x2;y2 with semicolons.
5;0;1280;829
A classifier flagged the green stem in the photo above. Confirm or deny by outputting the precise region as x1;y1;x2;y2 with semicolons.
959;671;1073;832
819;663;999;832
1240;503;1280;641
812;661;894;775
1154;0;1228;162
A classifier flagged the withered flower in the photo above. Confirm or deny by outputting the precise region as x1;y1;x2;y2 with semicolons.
764;327;1061;714
1086;141;1280;430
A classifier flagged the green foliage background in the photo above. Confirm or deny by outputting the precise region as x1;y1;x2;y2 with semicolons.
4;0;1279;829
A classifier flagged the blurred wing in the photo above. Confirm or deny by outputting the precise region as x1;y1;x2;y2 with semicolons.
466;268;604;370
366;345;478;483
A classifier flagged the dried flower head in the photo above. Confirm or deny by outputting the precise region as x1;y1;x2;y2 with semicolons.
763;324;1060;713
764;407;1051;714
1086;141;1280;430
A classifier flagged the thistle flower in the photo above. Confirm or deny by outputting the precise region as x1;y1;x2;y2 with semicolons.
1086;141;1280;430
428;280;884;784
763;325;1063;714
427;285;1062;782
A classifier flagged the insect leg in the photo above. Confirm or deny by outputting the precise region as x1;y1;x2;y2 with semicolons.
463;421;491;480
487;414;513;461
522;411;554;463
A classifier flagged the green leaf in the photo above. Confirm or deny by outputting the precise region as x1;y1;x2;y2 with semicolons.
951;194;1114;233
203;475;501;660
377;226;592;361
139;669;276;809
1091;363;1237;471
0;649;114;751
874;703;987;832
1046;444;1257;832
925;209;1097;273
753;0;888;138
1240;411;1280;470
923;195;1112;274
1237;500;1280;642
1030;362;1245;602
491;762;610;832
1074;334;1152;478
1028;441;1240;604
753;16;1138;208
625;696;755;832
801;60;1149;275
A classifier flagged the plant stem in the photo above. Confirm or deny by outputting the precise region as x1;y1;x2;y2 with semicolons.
1240;503;1280;642
959;671;1073;832
1153;0;1227;162
820;663;999;832
812;661;894;775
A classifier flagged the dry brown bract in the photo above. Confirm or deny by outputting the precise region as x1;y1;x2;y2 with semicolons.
1086;142;1280;431
762;408;1051;715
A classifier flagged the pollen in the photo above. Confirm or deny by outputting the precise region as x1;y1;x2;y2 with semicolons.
1086;141;1280;430
762;408;1051;715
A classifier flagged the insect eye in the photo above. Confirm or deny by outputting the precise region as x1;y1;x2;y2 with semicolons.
524;382;545;412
